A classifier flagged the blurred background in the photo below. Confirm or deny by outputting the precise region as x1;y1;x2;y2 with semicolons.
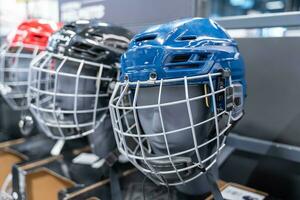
1;0;300;45
1;1;300;199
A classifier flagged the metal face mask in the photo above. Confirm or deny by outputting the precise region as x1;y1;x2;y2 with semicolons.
109;18;246;187
0;43;40;110
0;19;61;110
28;20;132;140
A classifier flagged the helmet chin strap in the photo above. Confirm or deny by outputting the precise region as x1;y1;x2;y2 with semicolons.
205;169;224;200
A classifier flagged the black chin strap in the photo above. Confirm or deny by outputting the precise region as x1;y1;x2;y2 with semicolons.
105;150;122;200
109;165;122;200
205;170;224;200
89;113;122;200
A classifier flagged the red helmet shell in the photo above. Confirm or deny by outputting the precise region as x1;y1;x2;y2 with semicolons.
8;19;62;50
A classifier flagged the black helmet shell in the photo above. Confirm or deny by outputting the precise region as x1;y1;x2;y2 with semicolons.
47;20;133;64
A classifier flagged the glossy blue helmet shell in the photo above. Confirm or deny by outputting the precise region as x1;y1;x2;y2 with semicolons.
121;18;246;95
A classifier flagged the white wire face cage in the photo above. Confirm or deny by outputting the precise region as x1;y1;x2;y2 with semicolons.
0;43;40;110
28;51;118;140
109;72;244;186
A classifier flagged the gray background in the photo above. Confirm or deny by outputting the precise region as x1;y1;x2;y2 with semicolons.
58;0;198;32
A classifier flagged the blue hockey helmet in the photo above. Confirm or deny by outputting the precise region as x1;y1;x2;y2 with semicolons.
110;18;246;189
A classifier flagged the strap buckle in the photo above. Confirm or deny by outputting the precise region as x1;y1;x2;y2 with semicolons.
105;150;120;167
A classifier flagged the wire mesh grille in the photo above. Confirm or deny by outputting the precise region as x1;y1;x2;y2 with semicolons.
109;72;234;186
28;51;117;140
0;43;40;110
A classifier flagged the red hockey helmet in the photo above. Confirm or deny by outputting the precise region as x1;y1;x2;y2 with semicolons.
8;19;62;50
0;19;62;110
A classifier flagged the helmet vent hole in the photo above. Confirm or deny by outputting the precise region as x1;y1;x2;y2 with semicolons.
178;35;197;41
32;34;44;40
92;47;106;54
73;42;91;50
64;24;76;31
135;34;157;42
170;54;191;63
